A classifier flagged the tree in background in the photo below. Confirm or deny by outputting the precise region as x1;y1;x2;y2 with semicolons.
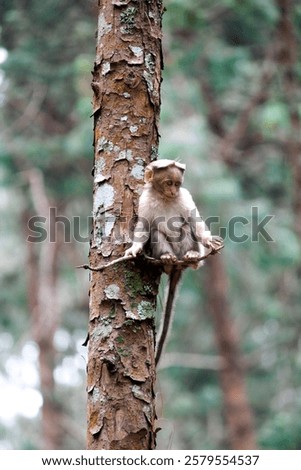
157;0;301;450
0;0;96;449
199;0;300;448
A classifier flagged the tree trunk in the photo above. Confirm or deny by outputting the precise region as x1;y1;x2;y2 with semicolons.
276;0;301;240
24;170;63;450
199;55;258;451
87;0;163;450
205;255;257;449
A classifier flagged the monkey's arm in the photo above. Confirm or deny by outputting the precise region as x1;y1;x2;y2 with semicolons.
125;191;152;257
192;207;224;251
181;189;223;250
194;210;212;246
180;189;212;246
125;216;150;257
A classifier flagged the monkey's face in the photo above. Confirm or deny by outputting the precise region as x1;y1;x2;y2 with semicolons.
152;167;183;199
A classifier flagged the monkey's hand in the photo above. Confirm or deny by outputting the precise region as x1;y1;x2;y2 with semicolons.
208;235;224;253
202;231;213;248
202;232;224;251
124;243;143;258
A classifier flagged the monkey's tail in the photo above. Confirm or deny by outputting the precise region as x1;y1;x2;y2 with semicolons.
155;268;182;367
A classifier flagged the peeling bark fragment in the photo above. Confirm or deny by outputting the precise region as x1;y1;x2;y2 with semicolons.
98;13;112;37
101;62;111;75
93;184;114;214
90;418;104;436
132;385;152;404
117;149;133;162
104;284;121;299
87;0;163;450
130;161;144;180
91;323;113;341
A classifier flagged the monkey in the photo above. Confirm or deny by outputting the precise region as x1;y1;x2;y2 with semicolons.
125;159;223;366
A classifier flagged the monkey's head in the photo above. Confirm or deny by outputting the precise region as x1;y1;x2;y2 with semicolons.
145;159;186;199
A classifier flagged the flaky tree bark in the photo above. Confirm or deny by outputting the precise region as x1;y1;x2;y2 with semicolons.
87;0;163;450
205;256;257;450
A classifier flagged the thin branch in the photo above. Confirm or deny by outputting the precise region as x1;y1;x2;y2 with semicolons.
77;254;136;271
77;244;224;272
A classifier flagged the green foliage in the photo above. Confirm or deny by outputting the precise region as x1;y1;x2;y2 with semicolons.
260;413;301;449
0;0;94;450
158;0;301;451
0;0;94;194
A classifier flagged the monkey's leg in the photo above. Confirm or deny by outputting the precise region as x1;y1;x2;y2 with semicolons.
151;229;177;263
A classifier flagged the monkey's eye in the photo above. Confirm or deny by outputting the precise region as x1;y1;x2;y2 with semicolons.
166;181;173;186
175;182;181;187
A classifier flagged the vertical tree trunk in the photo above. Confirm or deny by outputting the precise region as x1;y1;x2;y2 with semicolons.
205;255;257;449
24;170;63;450
87;0;163;450
276;0;301;241
199;57;259;450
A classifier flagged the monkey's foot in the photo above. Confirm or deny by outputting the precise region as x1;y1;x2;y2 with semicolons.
160;253;177;264
183;251;202;263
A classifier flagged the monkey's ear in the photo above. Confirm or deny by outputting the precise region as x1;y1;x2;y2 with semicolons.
174;161;186;172
144;164;154;183
144;159;186;182
147;159;186;172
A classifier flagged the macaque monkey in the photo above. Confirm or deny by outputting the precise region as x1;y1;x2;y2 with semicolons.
125;159;223;365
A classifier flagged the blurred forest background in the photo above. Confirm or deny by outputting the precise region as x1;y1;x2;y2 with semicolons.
1;0;301;450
